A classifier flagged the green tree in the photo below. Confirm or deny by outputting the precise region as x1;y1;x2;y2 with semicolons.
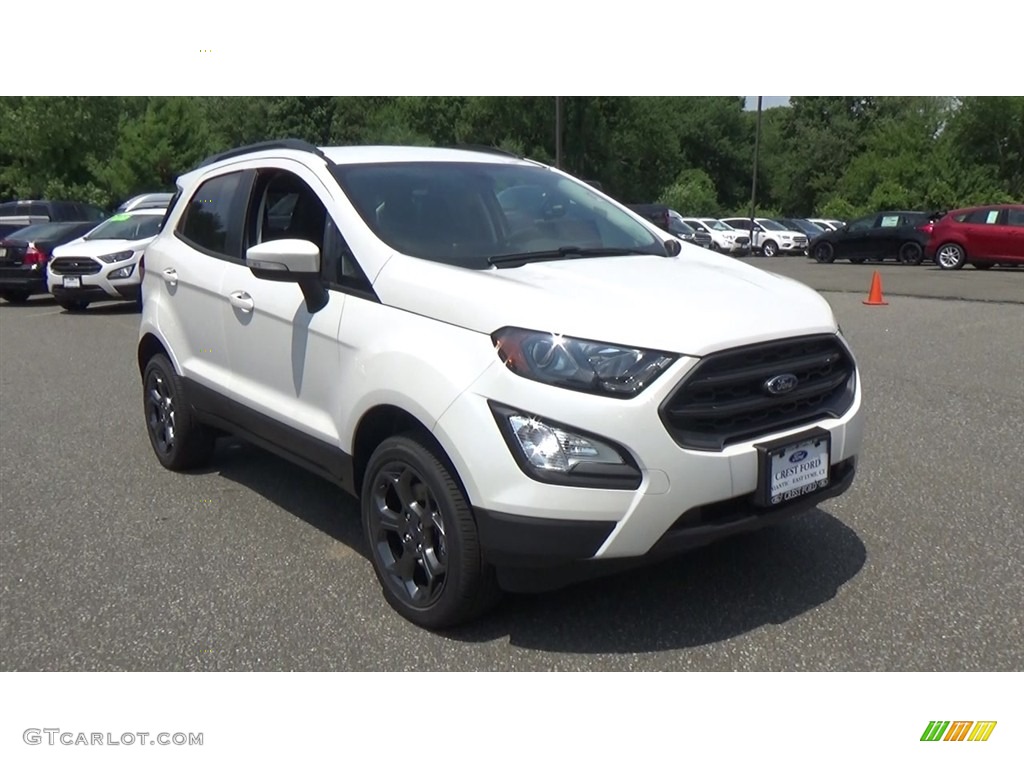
93;97;211;203
659;169;719;214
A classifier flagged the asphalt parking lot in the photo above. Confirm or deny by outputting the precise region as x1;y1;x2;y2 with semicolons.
1;257;1022;671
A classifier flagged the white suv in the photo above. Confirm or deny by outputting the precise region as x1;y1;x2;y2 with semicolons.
49;209;165;311
721;218;809;257
681;217;750;254
138;141;865;628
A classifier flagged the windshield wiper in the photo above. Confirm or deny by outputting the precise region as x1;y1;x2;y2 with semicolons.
488;246;652;268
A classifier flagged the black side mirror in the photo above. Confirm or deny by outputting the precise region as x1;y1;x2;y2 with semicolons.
665;239;682;257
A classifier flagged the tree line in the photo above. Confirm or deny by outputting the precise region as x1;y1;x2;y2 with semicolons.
1;96;1020;218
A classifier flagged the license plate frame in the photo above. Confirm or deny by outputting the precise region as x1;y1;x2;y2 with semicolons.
753;427;831;507
63;276;82;289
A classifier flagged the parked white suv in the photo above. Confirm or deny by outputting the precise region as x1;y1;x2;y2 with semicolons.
49;209;165;311
138;141;864;628
681;217;750;254
721;218;809;257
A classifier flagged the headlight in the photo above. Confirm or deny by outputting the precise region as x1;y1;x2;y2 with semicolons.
489;403;641;489
492;327;676;398
108;265;135;279
99;250;134;263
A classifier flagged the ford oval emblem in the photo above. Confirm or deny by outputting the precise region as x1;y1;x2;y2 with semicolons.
764;373;798;396
789;450;808;463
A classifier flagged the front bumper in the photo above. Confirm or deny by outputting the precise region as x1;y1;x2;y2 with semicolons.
48;259;141;302
480;457;856;591
434;346;865;573
778;241;808;254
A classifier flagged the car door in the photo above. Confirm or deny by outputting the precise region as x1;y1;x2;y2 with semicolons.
1003;207;1024;263
219;161;349;474
155;168;250;399
864;212;906;260
965;207;1011;259
834;215;875;259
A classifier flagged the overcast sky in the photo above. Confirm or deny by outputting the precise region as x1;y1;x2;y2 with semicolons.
744;96;791;110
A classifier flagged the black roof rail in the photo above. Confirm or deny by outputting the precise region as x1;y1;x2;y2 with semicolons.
193;139;332;171
445;144;523;159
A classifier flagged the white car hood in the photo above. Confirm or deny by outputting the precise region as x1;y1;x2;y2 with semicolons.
52;237;154;258
374;247;838;357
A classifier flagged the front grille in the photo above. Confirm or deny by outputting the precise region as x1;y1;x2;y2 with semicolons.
660;334;856;451
735;236;750;246
50;257;101;275
793;236;808;246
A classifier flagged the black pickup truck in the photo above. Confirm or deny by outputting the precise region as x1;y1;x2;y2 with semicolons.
628;204;712;249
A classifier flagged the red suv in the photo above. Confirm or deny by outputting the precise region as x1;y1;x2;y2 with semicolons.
928;204;1024;270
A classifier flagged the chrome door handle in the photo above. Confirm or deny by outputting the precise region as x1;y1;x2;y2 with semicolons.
161;268;178;286
228;291;254;312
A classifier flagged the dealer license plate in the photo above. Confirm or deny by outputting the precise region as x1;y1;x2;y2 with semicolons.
63;276;82;288
754;429;831;507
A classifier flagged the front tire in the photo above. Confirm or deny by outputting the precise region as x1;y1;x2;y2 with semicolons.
361;433;500;629
58;299;89;312
762;239;778;258
142;353;215;471
813;242;835;263
936;242;967;270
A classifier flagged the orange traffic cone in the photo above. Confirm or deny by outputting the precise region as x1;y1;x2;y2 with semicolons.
863;270;888;306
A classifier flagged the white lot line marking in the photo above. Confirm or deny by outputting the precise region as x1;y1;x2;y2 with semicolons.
9;309;66;317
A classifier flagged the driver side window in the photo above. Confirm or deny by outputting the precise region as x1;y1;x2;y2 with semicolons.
848;217;874;232
246;170;373;296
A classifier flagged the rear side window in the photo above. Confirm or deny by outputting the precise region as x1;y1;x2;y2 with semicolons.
28;203;49;217
1006;208;1024;227
177;172;244;257
964;208;1000;225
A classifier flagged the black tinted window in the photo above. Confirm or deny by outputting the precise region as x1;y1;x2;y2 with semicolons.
333;162;661;269
0;203;16;216
1006;208;1024;227
178;172;243;256
964;208;1000;225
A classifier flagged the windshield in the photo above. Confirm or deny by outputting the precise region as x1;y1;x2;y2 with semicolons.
758;219;787;231
331;162;663;268
704;220;733;231
85;213;163;241
794;219;824;234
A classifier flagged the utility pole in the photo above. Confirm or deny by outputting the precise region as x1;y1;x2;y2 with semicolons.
748;96;763;256
555;96;564;170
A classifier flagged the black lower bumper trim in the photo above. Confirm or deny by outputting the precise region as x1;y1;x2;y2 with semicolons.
51;285;138;302
484;458;857;593
473;508;615;568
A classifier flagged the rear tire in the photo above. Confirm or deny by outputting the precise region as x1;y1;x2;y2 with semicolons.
361;433;501;629
899;241;924;265
1;290;31;304
142;353;215;471
936;242;967;270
